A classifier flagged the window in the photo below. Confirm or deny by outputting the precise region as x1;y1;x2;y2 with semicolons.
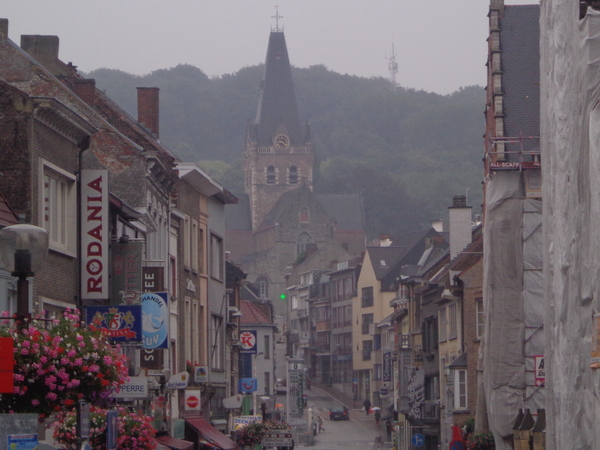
454;369;468;410
374;364;382;380
362;340;373;361
264;372;270;395
299;206;309;223
266;166;276;184
373;334;381;350
448;303;457;340
210;233;224;281
170;255;177;298
361;313;373;335
191;220;199;272
289;166;298;184
361;286;374;307
476;298;484;338
211;314;223;370
264;335;270;359
291;295;298;310
439;307;447;342
42;162;76;254
257;276;269;300
423;317;438;354
184;216;191;268
296;232;312;257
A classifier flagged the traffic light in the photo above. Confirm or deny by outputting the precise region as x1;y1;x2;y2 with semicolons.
279;293;286;300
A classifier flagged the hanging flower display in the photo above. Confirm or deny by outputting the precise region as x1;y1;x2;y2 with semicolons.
0;309;129;417
53;405;157;450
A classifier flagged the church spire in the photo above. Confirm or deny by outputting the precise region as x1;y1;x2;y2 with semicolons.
253;29;304;148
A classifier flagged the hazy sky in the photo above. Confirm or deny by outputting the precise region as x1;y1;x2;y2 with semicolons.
3;1;536;95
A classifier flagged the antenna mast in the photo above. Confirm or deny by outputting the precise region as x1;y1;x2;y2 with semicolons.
386;42;398;92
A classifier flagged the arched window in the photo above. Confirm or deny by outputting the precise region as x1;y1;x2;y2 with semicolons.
289;166;298;184
299;206;310;223
297;232;312;257
257;276;269;300
266;166;276;184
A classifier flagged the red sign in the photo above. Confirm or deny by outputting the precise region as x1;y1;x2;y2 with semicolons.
0;337;14;393
186;395;199;409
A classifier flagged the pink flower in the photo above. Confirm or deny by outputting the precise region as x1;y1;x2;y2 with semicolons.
20;348;29;355
31;399;40;406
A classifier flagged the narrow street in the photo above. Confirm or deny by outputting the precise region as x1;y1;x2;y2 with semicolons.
300;387;388;450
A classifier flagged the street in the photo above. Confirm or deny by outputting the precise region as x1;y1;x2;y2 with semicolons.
300;387;388;450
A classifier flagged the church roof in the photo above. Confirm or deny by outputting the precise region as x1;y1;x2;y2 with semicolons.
316;194;365;231
253;31;304;147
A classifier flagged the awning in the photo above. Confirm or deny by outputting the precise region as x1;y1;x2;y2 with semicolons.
156;435;194;450
186;417;240;450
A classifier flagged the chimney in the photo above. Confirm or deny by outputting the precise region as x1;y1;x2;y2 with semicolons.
379;234;393;247
137;87;159;138
431;219;444;232
448;195;472;260
73;79;96;105
0;19;8;38
21;35;63;75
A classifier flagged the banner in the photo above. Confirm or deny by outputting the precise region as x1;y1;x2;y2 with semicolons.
407;367;425;421
81;170;109;300
110;241;143;305
383;351;392;382
142;292;169;349
86;305;142;342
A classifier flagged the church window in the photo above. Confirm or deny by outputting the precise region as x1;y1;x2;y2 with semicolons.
267;166;276;184
297;232;312;257
299;207;310;223
289;166;298;184
257;275;269;300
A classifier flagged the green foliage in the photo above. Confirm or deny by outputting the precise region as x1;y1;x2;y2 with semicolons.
85;64;485;238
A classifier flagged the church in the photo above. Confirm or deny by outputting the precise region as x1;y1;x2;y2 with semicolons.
225;27;366;318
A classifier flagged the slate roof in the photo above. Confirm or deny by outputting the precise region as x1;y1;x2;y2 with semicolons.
225;194;252;231
240;300;273;326
0;191;18;227
501;5;540;160
253;31;305;147
316;194;365;231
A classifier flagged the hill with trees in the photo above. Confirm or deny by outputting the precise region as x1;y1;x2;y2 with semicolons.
86;64;485;239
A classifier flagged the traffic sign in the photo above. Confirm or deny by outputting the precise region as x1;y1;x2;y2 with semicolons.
411;433;425;447
450;441;465;450
380;387;389;396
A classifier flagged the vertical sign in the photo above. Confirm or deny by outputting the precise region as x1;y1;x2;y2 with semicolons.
407;367;424;421
0;337;13;393
287;360;304;417
141;292;169;349
534;355;545;386
140;265;165;369
106;410;118;450
239;330;257;354
383;351;392;382
81;170;109;300
110;241;143;305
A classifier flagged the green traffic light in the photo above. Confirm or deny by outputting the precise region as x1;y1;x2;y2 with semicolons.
280;293;286;300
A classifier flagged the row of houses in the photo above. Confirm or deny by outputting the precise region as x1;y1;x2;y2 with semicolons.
0;18;270;450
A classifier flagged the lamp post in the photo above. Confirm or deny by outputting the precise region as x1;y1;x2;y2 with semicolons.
0;225;49;325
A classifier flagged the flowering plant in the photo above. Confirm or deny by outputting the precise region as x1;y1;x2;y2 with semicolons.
236;420;289;447
53;405;156;450
0;309;129;417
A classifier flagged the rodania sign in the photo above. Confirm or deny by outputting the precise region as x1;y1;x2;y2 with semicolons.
81;170;109;300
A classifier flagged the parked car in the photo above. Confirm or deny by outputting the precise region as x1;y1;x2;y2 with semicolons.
275;378;287;395
329;405;350;421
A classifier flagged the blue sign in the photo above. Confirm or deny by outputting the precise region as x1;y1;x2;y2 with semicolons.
239;330;257;354
142;292;169;349
86;305;142;342
7;434;38;450
450;442;465;450
239;378;258;393
106;410;118;450
411;433;425;447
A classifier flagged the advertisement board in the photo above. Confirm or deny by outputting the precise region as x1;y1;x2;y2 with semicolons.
86;305;142;342
142;292;169;349
110;241;143;305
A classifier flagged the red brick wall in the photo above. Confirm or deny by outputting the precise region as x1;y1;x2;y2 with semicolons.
137;87;159;137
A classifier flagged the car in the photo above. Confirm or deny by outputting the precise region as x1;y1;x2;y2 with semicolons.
329;405;350;421
275;378;287;395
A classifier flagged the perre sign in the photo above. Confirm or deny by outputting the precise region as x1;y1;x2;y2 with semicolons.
81;170;109;300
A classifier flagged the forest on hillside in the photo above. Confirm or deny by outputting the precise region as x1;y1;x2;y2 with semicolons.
86;63;485;239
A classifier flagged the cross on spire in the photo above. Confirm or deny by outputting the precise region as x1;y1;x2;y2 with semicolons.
271;6;284;32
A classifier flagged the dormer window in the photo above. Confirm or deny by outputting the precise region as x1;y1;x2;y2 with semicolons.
299;206;309;223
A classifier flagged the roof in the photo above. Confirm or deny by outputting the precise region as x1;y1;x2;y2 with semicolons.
449;352;468;368
225;194;252;231
253;31;304;147
501;5;540;160
316;194;365;231
367;246;410;281
155;436;194;450
240;300;273;325
0;191;19;228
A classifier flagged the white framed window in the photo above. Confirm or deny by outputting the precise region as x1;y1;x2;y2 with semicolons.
211;314;223;370
291;295;298;310
264;334;270;359
191;220;199;272
185;298;192;362
41;160;76;255
476;298;484;338
454;369;468;410
448;303;457;340
210;233;224;281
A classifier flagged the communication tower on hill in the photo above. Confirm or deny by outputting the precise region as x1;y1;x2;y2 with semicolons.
386;43;398;92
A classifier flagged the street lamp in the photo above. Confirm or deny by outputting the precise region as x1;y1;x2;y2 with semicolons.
0;224;49;324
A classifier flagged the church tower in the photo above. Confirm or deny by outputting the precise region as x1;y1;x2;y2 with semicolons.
244;27;314;231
